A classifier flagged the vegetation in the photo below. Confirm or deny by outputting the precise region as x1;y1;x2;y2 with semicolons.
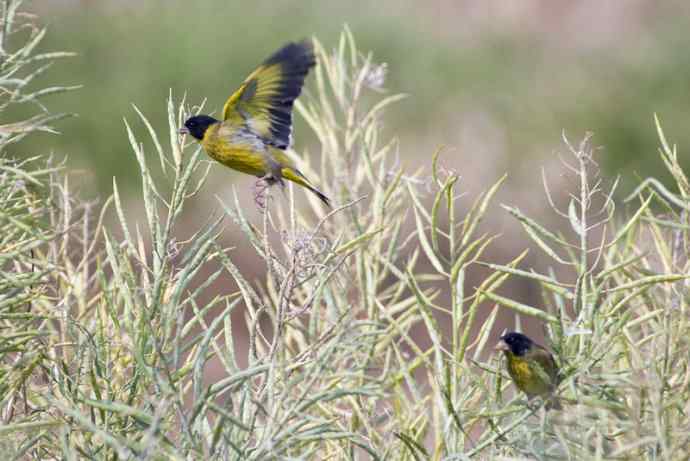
2;3;689;459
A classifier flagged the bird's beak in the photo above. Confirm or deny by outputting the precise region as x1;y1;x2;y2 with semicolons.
495;339;509;352
178;127;189;135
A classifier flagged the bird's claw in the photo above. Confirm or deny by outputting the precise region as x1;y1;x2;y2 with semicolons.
253;177;271;211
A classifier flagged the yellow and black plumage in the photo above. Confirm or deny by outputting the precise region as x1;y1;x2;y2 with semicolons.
496;331;561;408
180;40;330;206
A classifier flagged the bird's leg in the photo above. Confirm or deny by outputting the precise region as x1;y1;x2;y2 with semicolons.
525;396;546;413
253;175;272;210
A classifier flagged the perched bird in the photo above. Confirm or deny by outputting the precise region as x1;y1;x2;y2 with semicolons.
496;331;561;409
180;40;330;207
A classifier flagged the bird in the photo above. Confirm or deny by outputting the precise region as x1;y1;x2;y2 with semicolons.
495;331;561;409
179;40;330;207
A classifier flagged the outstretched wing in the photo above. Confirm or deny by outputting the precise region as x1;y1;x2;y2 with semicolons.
222;40;315;149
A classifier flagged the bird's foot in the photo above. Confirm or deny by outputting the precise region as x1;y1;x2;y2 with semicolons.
253;176;271;211
524;398;547;413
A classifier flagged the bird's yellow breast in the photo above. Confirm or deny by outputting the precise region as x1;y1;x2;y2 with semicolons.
506;355;552;397
201;123;267;177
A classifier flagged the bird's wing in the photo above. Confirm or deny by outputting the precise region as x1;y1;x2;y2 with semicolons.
527;346;560;387
222;40;315;150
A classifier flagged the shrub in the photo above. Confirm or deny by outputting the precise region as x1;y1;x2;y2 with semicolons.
2;3;689;459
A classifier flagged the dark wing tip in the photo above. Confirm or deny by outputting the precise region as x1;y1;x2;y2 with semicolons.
263;39;316;69
262;40;316;149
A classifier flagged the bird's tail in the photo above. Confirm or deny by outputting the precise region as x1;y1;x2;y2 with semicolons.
305;183;331;207
282;167;331;207
545;395;562;411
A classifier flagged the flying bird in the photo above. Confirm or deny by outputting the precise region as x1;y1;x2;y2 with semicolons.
180;40;330;207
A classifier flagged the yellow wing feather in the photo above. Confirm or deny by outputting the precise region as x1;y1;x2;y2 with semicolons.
222;41;315;149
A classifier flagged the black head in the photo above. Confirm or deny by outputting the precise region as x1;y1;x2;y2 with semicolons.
497;332;534;356
180;115;219;140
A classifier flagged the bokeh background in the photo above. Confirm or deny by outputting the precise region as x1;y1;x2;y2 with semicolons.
10;0;690;340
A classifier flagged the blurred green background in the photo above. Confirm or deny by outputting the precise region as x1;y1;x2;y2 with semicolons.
5;0;689;349
12;0;690;202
